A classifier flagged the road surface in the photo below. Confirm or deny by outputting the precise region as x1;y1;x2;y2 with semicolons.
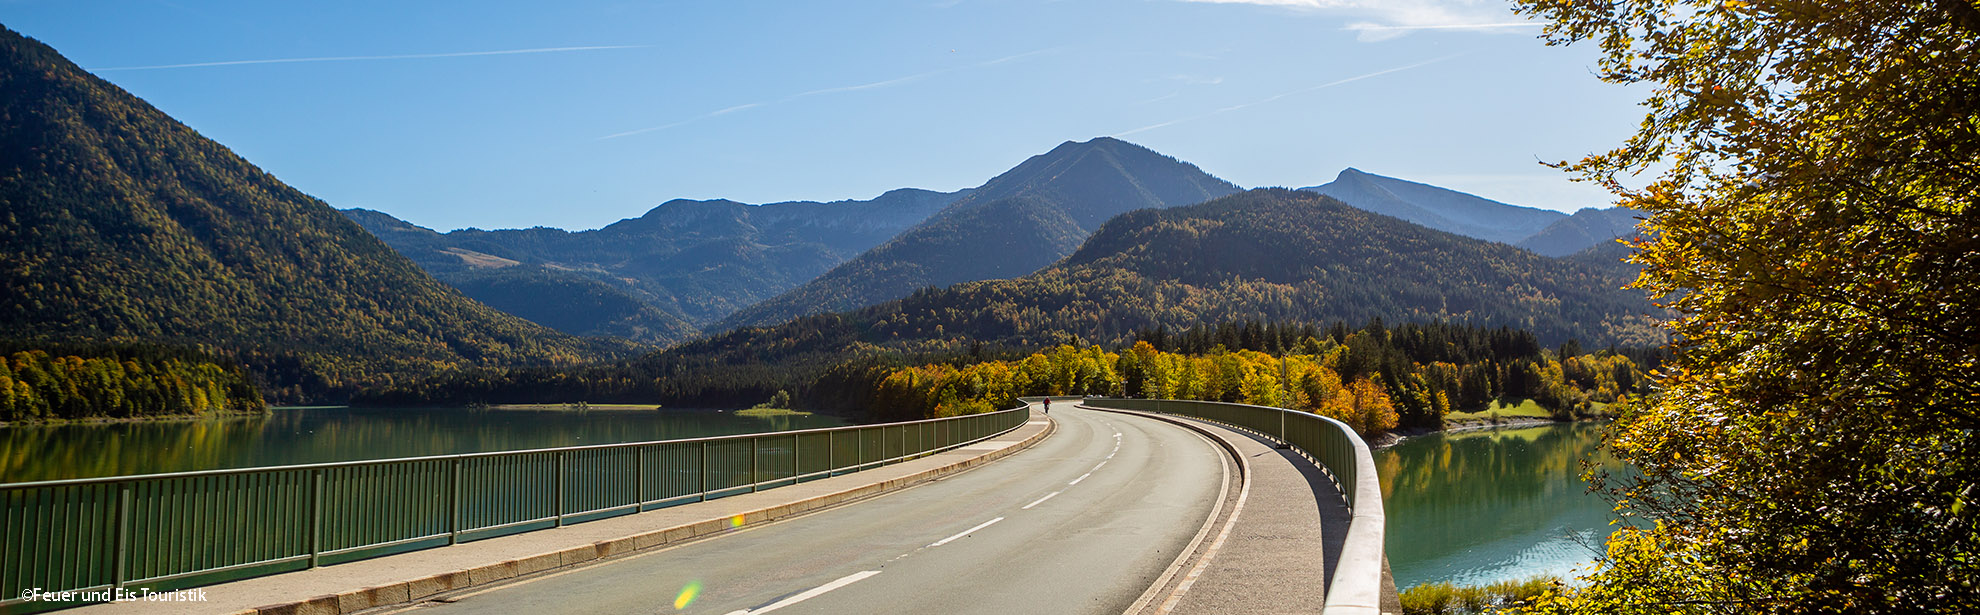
387;405;1226;615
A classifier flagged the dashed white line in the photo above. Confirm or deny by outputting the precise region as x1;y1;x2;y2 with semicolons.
1069;472;1092;486
928;517;1005;548
1022;491;1062;510
1093;461;1108;471
723;570;881;615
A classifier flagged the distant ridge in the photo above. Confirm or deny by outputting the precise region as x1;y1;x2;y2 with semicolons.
0;25;629;399
1515;206;1644;257
717;137;1241;329
341;187;963;343
1302;168;1567;244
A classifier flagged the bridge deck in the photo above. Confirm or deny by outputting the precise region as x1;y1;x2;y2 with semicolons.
67;414;1053;615
1092;407;1401;615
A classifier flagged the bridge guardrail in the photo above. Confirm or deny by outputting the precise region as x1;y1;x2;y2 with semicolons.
0;405;1028;613
1081;398;1386;615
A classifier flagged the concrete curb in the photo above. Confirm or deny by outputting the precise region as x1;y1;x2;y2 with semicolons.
226;418;1057;615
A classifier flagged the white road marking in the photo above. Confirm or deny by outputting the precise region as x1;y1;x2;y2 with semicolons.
1022;491;1061;510
1069;472;1092;485
1093;461;1108;471
928;517;1004;547
723;570;881;615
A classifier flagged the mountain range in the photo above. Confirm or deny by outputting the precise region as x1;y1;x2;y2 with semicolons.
340;187;963;343
0;25;631;400
355;188;1662;407
350;157;1640;344
670;188;1660;366
714;137;1242;330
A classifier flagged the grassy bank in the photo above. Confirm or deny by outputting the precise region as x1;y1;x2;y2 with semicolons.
1400;575;1562;614
482;403;663;411
734;407;813;417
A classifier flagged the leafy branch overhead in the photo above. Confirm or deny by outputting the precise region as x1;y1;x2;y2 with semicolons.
1509;0;1980;612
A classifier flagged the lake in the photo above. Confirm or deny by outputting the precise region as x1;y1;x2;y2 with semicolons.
1378;422;1626;589
0;406;850;483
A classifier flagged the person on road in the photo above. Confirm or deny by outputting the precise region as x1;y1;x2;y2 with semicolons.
1044;398;1050;415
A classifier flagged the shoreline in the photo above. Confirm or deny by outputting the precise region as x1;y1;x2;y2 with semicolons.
1370;416;1578;450
478;403;665;411
0;408;271;428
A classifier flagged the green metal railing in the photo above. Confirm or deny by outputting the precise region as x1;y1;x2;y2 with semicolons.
0;406;1027;612
1082;398;1387;614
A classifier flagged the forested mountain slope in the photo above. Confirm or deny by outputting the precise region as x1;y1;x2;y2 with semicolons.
0;26;630;400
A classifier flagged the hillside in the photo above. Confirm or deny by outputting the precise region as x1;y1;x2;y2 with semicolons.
341;187;961;343
441;266;697;343
1302;168;1567;244
1514;206;1644;256
716;137;1241;329
0;26;631;400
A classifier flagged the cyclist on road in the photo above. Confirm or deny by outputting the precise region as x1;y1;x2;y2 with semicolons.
1044;398;1051;415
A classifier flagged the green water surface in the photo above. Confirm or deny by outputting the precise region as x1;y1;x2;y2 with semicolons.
1378;422;1627;589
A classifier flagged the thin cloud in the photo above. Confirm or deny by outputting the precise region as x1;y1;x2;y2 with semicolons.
798;71;942;97
708;103;762;116
89;45;648;71
1347;22;1545;31
1178;0;1545;41
599;47;1060;140
1117;53;1460;137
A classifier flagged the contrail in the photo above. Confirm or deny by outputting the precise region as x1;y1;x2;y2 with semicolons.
1117;53;1462;137
90;45;648;71
598;47;1060;140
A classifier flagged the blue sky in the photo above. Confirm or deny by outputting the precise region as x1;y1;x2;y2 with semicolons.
2;0;1645;232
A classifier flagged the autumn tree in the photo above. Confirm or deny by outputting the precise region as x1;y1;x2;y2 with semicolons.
1513;0;1980;611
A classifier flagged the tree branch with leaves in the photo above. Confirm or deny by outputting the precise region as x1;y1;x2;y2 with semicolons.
1510;0;1980;612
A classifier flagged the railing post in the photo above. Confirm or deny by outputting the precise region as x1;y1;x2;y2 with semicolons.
827;430;835;477
113;481;130;588
554;451;566;528
448;459;462;545
699;441;709;502
750;436;759;493
857;427;865;469
308;468;323;569
636;445;647;511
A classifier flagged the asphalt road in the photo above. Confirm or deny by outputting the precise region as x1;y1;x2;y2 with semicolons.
385;405;1226;615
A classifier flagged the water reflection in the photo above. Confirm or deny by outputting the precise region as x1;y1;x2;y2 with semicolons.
1378;423;1627;589
1;407;849;483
